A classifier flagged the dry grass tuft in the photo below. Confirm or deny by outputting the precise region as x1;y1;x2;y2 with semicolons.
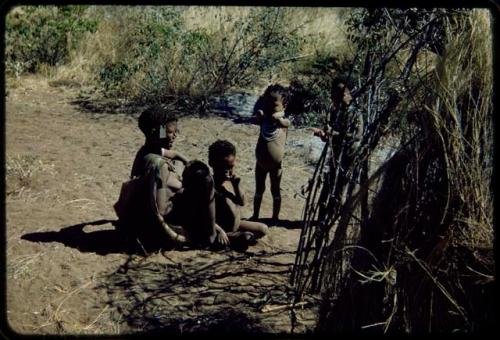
6;155;56;197
8;251;46;280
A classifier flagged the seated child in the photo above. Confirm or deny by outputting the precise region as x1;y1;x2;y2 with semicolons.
252;84;291;222
170;160;230;248
208;140;268;240
115;105;229;251
131;105;188;181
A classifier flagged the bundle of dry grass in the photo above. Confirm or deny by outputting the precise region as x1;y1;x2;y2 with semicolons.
292;9;494;333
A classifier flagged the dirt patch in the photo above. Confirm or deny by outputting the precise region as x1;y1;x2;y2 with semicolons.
5;75;319;335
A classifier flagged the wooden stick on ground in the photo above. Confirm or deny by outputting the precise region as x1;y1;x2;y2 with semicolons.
261;301;309;313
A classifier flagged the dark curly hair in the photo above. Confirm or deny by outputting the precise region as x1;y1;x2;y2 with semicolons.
263;83;289;106
182;160;213;193
208;140;236;166
253;84;290;115
330;76;354;98
138;105;177;138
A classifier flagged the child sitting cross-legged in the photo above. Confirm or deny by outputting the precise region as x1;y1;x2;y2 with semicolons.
208;140;269;244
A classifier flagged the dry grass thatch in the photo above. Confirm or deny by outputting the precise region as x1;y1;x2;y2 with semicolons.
291;9;494;333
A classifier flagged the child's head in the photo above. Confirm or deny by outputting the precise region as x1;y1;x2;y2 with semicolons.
262;84;289;115
208;140;236;179
138;105;178;149
331;77;353;108
182;160;214;199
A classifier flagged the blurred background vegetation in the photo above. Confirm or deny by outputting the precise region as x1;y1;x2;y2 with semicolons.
5;5;353;125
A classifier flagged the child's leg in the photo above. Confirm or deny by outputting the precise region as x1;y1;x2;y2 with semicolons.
269;165;283;221
225;230;256;251
238;220;268;238
252;163;268;219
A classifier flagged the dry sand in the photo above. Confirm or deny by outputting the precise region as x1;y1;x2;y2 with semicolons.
5;75;319;335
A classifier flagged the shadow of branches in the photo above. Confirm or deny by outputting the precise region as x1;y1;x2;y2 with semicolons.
98;249;318;335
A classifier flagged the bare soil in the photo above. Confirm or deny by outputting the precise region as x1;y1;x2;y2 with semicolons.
5;75;319;335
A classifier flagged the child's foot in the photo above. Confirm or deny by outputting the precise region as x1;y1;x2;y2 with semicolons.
229;231;256;252
209;241;227;251
248;215;259;222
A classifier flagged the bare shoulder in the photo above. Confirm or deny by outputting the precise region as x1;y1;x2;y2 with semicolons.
161;148;176;158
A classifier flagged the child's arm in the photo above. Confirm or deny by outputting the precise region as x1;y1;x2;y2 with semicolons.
161;148;189;165
253;109;264;125
220;179;245;206
214;224;230;245
230;176;245;206
312;126;340;142
154;164;188;246
272;113;291;128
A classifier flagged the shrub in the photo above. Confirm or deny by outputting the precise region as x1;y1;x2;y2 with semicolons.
293;8;494;333
5;5;97;75
198;8;304;95
91;7;304;104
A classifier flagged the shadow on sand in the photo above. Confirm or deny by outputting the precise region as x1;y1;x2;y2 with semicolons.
21;219;147;256
98;248;306;334
253;218;303;230
21;219;263;256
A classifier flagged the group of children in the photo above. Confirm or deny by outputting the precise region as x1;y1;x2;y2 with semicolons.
114;78;360;251
115;84;292;251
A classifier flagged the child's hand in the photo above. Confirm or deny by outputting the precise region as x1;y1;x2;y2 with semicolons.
224;170;233;180
311;127;326;138
216;229;230;246
230;175;241;186
271;112;284;121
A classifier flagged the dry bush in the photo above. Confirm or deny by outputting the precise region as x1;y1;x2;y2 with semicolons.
54;6;351;109
181;6;348;56
292;8;494;334
5;6;97;76
425;9;493;249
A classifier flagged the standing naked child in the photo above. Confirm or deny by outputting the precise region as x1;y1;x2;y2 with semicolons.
251;84;291;222
208;140;268;242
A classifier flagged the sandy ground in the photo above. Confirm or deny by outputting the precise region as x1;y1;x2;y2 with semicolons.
5;75;320;335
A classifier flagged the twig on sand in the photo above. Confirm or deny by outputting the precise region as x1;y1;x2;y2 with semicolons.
261;301;309;313
53;279;94;322
83;305;109;330
32;321;55;331
62;198;95;205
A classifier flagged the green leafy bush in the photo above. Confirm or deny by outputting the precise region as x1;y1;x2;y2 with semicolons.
5;6;97;75
200;8;304;95
90;7;304;104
